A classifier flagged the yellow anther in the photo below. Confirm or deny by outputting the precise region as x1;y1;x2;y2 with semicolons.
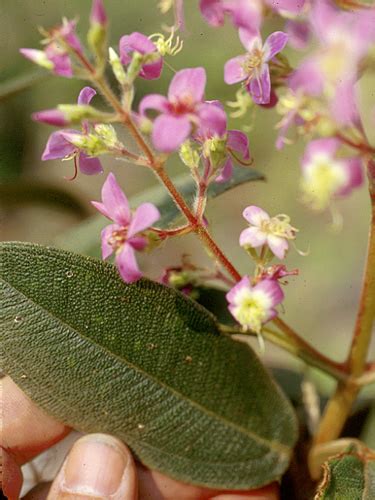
149;29;183;56
227;88;253;118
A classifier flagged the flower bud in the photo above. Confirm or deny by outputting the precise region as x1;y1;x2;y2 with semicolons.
32;109;68;126
88;0;108;72
90;0;107;26
203;137;227;168
19;48;54;70
126;52;144;83
109;47;127;85
179;141;199;169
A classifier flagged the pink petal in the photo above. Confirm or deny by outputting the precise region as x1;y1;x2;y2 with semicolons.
239;29;261;52
286;20;310;50
101;172;131;225
263;31;289;61
227;130;250;160
90;0;107;26
337;158;364;196
330;81;360;127
197;102;227;138
227;1;262;32
239;226;267;248
254;279;284;309
41;130;76;161
116;244;142;283
119;32;157;64
248;64;271;105
302;138;339;169
226;275;251;304
140;58;163;80
139;94;169;116
152;114;192;153
168;67;206;103
128;202;160;238
215;157;233;183
266;0;305;15
289;58;323;96
224;55;248;84
267;235;289;259
78;86;96;105
199;0;225;26
78;152;103;175
128;236;147;251
32;109;68;127
91;200;111;219
101;224;117;260
242;205;270;226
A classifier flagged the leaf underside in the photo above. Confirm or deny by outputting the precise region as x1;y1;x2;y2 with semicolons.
315;447;375;500
0;242;296;489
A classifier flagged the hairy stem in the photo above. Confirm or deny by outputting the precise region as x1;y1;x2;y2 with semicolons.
84;54;346;380
313;163;375;446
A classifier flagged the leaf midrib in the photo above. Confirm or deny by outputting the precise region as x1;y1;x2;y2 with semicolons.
1;275;291;458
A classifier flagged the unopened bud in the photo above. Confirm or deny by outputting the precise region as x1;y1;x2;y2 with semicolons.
57;104;112;124
32;109;68;126
179;141;199;169
90;0;107;26
20;48;54;70
126;51;144;83
109;47;127;85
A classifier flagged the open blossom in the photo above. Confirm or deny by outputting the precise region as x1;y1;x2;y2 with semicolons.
199;0;262;33
224;30;288;105
20;19;82;78
140;67;211;152
40;87;103;175
92;173;160;283
290;1;375;98
240;206;297;259
226;276;284;333
195;102;250;182
301;139;363;211
119;32;163;80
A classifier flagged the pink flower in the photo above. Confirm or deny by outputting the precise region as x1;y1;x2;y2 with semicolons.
239;206;297;259
139;67;208;152
226;276;284;333
92;173;160;283
224;30;288;105
301;138;364;210
40;87;103;176
199;0;262;33
195;102;250;182
20;19;82;78
119;32;163;80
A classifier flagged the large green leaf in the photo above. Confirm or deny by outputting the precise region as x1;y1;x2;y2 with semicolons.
55;168;264;257
0;242;296;489
314;445;375;500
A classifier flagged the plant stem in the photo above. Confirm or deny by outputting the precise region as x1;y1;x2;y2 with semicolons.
272;318;348;380
313;164;375;446
84;55;347;380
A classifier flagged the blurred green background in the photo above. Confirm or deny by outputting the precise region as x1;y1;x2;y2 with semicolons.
1;0;374;390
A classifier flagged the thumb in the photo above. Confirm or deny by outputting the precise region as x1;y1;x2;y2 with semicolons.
47;434;138;500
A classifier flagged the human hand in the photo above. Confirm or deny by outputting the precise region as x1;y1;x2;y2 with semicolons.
1;376;279;499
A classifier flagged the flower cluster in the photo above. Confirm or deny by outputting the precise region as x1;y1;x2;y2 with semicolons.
20;0;375;336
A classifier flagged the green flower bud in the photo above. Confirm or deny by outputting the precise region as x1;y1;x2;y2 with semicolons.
179;141;200;169
109;47;127;85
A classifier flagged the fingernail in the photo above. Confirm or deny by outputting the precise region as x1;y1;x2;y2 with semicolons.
61;435;128;497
